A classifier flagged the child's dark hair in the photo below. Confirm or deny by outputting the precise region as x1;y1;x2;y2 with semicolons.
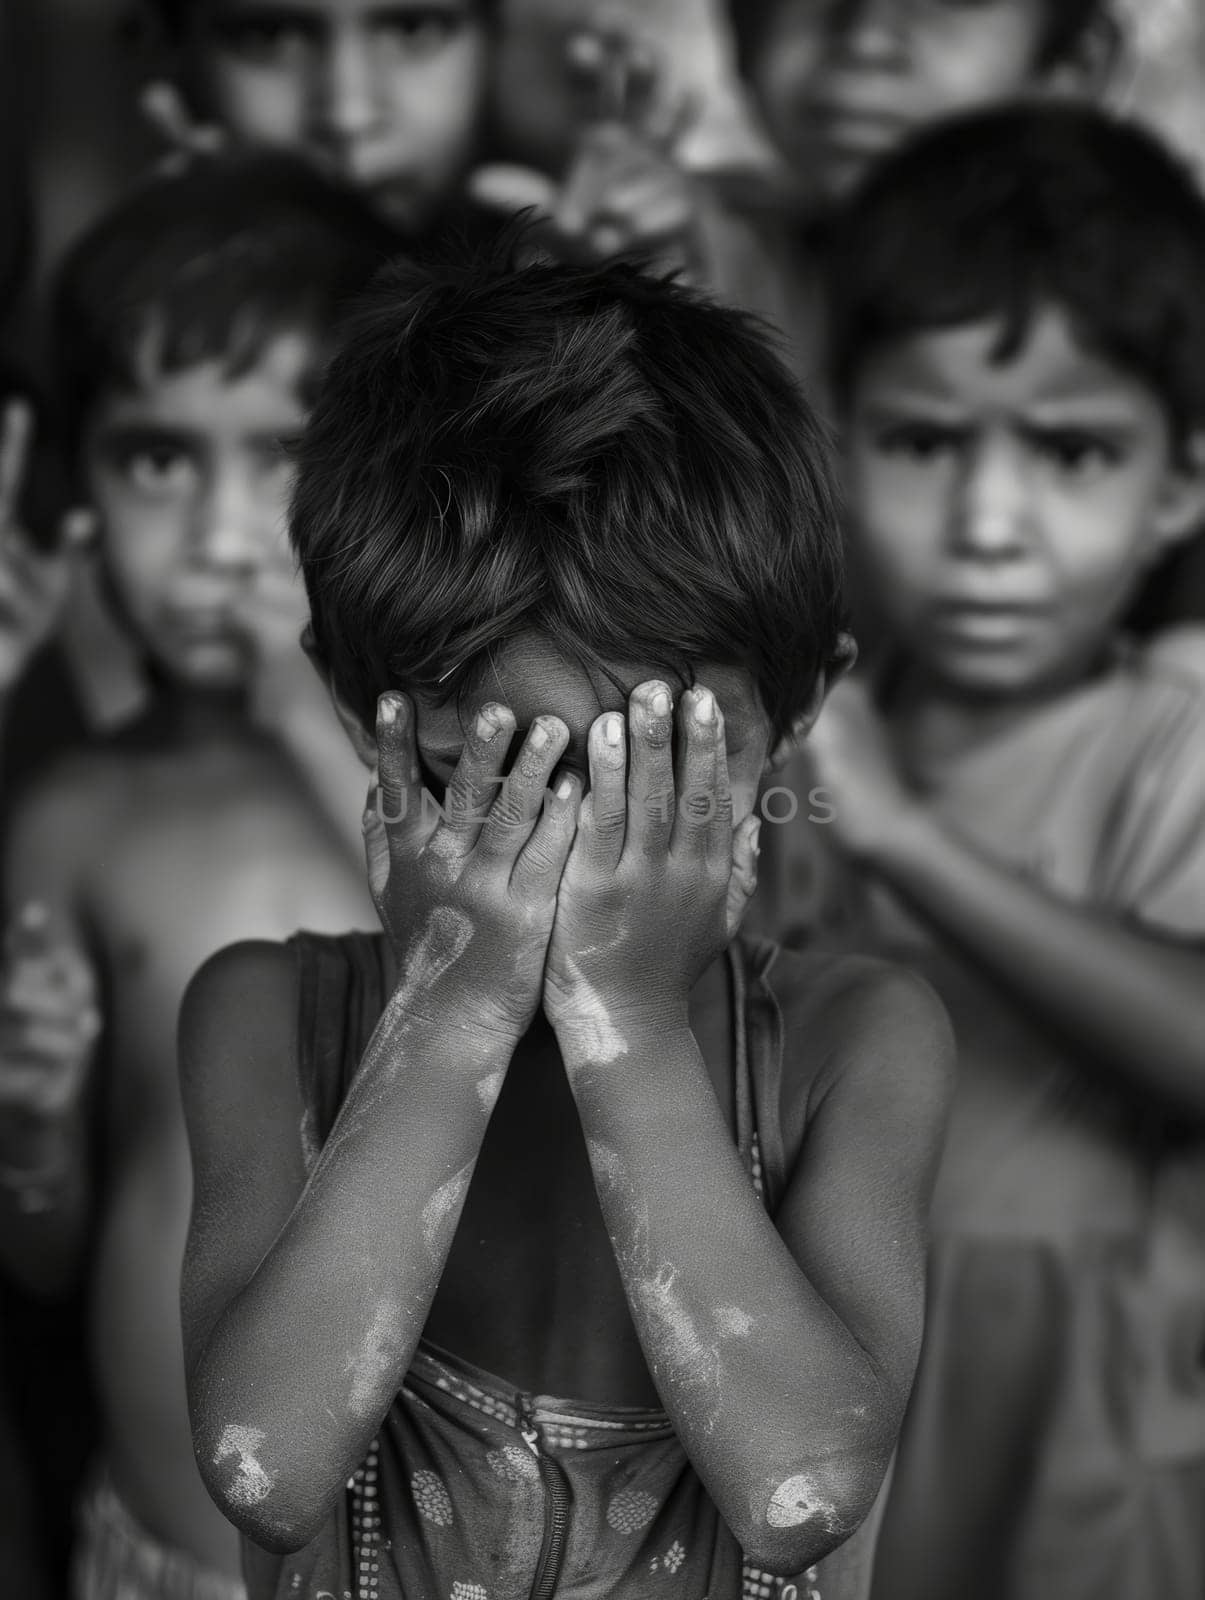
53;152;398;446
824;104;1205;455
140;0;496;34
293;246;845;743
731;0;1110;78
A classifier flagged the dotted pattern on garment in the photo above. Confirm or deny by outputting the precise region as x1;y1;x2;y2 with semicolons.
742;1565;822;1600
350;1441;382;1600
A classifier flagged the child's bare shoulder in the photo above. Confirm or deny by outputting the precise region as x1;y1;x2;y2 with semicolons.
761;943;955;1162
180;939;301;1117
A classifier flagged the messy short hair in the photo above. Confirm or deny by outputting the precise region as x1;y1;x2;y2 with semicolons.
293;246;846;742
140;0;497;35
731;0;1110;78
824;103;1205;455
53;151;397;445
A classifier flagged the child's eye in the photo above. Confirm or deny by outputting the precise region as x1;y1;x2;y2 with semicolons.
1031;430;1123;476
119;447;200;495
374;8;465;56
208;13;317;65
872;421;964;462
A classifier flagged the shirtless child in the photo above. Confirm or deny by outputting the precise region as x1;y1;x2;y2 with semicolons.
179;250;954;1600
0;155;394;1599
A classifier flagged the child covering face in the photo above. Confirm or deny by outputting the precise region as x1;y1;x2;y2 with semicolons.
178;246;955;1600
768;103;1205;1600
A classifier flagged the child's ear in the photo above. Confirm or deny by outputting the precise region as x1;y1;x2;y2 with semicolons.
1151;433;1205;559
301;629;379;767
766;632;858;770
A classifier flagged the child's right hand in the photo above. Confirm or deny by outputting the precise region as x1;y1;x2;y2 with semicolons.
0;904;100;1174
0;400;94;698
139;81;229;174
363;693;581;1042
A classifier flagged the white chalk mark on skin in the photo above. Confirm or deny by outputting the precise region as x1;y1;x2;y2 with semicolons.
393;907;474;1018
586;1140;627;1190
766;1474;840;1531
715;1305;754;1339
214;1425;276;1509
476;1071;504;1113
421;1165;473;1260
345;1299;407;1419
632;1263;722;1426
557;959;628;1066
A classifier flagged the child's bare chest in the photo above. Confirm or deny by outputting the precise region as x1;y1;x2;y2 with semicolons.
87;758;372;1126
424;989;738;1409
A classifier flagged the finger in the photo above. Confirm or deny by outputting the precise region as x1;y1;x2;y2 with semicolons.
140;81;228;156
554;125;630;237
0;399;34;525
626;680;675;859
576;710;627;872
0;1052;90;1114
725;816;762;940
672;686;723;857
466;163;560;220
0;1011;99;1063
475;716;570;863
510;770;580;900
367;692;423;845
58;506;99;552
433;703;518;855
3;902;54;964
587;187;695;260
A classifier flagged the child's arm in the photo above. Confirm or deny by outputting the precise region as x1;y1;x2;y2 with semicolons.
181;694;580;1552
0;775;101;1295
809;677;1205;1117
543;684;954;1575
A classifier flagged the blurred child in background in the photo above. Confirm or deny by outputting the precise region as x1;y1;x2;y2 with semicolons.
772;104;1205;1599
735;0;1116;206
138;0;496;239
0;154;392;1600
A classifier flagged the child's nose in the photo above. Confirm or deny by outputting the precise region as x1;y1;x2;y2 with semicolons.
315;28;384;149
952;436;1031;560
829;0;908;60
192;479;265;575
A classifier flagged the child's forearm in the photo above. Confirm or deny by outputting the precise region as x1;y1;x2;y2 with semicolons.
877;813;1205;1115
190;995;517;1552
559;1014;893;1576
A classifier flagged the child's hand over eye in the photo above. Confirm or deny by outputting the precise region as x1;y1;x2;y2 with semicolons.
806;677;921;865
364;693;581;1044
0;400;94;698
0;903;100;1188
543;682;760;1050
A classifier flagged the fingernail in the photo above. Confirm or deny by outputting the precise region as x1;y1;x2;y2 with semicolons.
650;689;671;718
476;709;499;741
530;722;550;752
604;713;623;747
378;695;396;726
752;821;762;857
695;689;715;725
556;775;575;801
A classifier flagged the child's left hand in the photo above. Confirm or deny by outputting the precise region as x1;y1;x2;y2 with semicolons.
543;681;760;1049
231;551;312;728
805;677;921;864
